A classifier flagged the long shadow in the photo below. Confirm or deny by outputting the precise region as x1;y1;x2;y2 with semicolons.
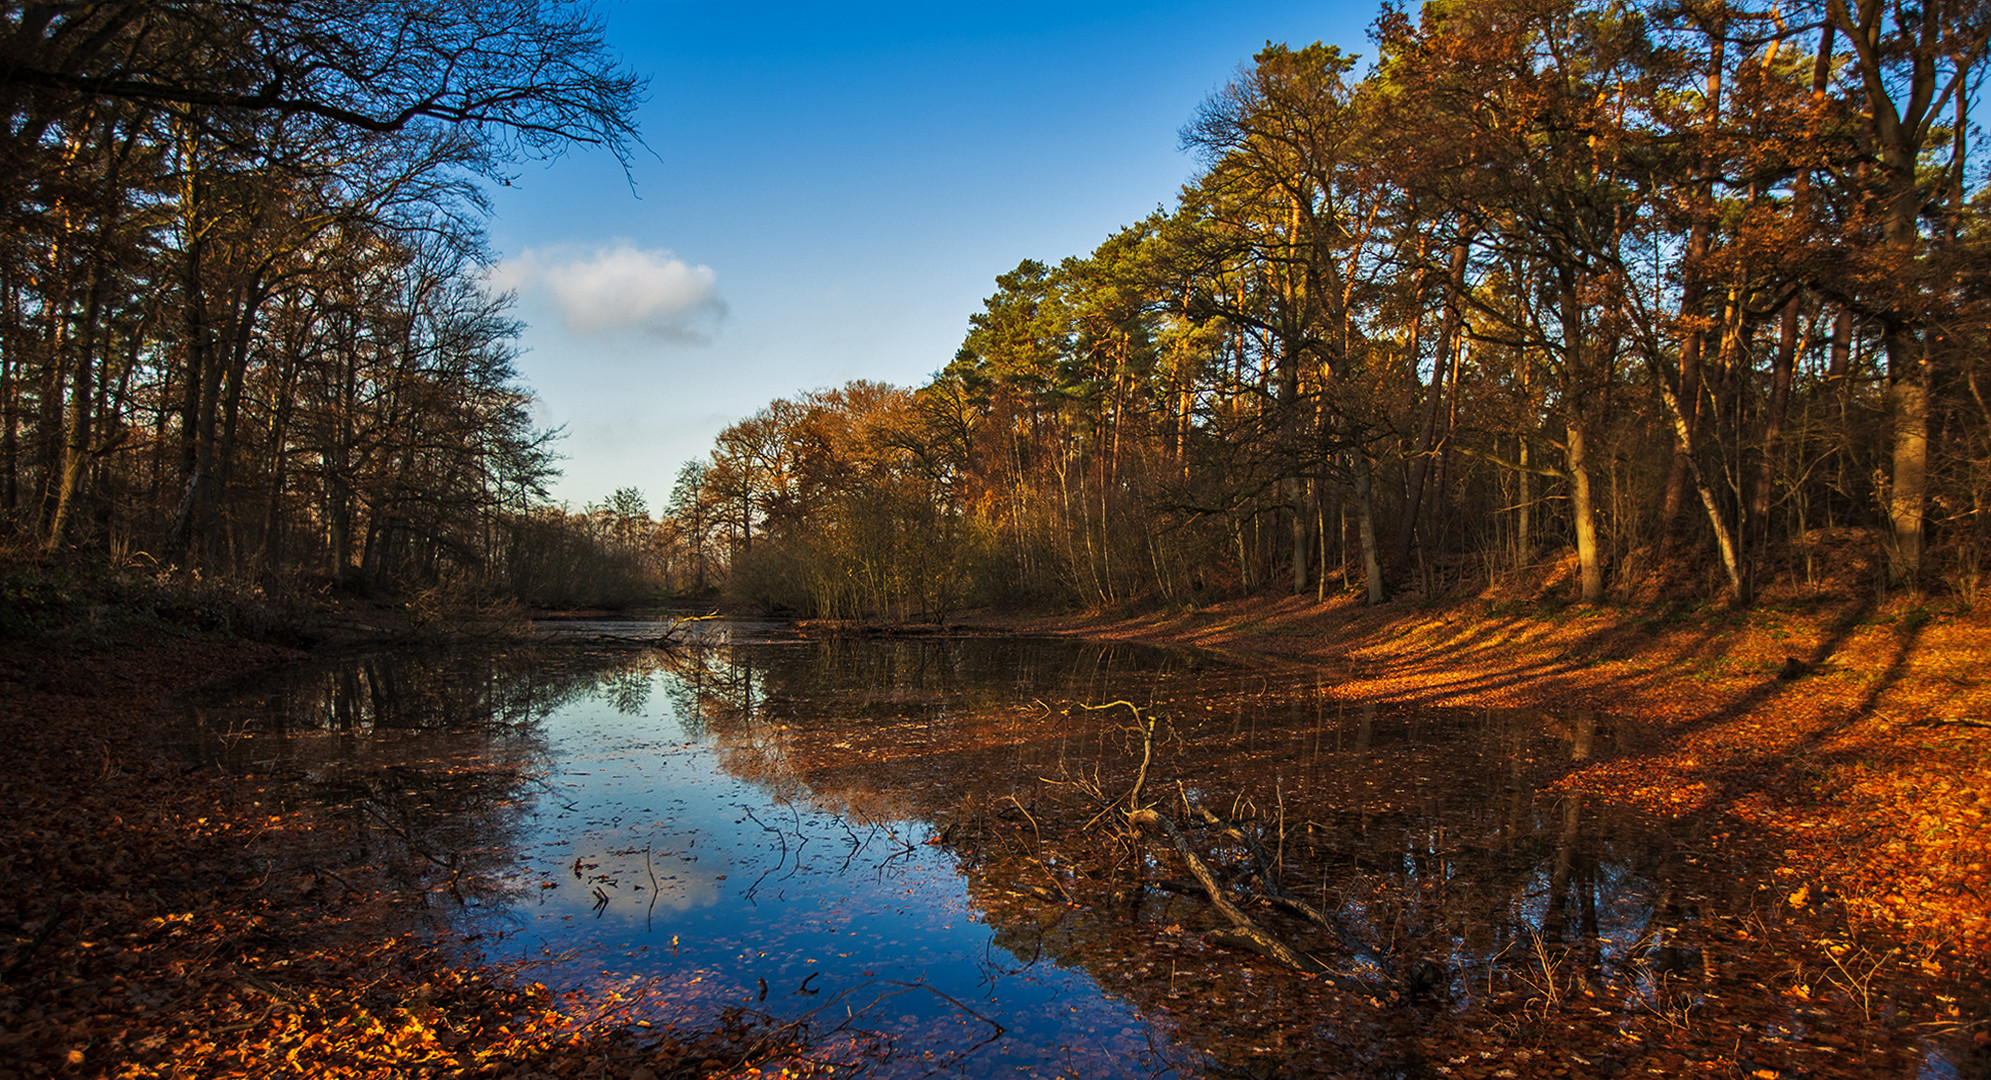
1577;591;1903;806
1201;592;1947;849
1689;605;1925;811
1240;601;1771;717
1416;594;1879;722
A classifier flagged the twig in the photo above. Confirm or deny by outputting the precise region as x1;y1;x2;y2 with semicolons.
644;845;660;931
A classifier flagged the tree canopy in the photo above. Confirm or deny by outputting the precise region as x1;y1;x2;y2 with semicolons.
0;0;648;602
659;0;1988;617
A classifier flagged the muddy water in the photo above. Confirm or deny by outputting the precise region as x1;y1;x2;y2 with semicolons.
175;623;1982;1078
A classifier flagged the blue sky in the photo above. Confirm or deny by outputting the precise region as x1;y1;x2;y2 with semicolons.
482;1;1376;508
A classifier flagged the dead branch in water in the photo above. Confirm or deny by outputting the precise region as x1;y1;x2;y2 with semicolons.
1182;802;1395;977
1049;699;1406;992
1073;700;1157;813
1125;806;1334;973
1066;700;1161;833
547;611;721;649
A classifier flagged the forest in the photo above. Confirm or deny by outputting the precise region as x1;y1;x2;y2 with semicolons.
5;6;1990;1078
0;0;643;603
2;0;1986;618
662;0;1988;619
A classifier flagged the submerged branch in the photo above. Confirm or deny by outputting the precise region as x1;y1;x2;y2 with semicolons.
1126;806;1378;991
1184;803;1396;977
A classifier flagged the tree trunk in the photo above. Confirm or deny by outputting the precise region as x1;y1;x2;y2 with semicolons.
1566;418;1604;603
1884;326;1930;582
167;224;212;563
1351;452;1385;604
1289;476;1309;594
1559;268;1604;603
1516;436;1532;568
1393;237;1469;570
0;313;16;517
1651;349;1748;604
1660;18;1726;549
1750;298;1800;556
43;268;105;552
206;276;267;569
1825;305;1855;522
1829;0;1968;586
33;309;69;530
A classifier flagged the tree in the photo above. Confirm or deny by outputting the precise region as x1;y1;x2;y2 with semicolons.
1822;0;1988;583
0;0;643;604
666;460;713;592
1179;42;1387;599
672;0;1986;615
1;2;642;162
1379;0;1661;603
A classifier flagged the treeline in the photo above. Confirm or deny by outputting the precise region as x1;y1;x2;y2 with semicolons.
0;2;651;603
660;0;1987;617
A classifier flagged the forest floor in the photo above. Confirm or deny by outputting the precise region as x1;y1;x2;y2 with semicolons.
3;574;1988;1078
964;588;1991;961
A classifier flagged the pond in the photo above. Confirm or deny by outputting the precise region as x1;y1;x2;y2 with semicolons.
174;620;1981;1078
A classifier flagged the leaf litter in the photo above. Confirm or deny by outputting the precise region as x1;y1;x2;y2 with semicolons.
4;607;1989;1079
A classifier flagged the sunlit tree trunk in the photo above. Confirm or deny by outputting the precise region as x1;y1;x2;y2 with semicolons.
1884;328;1931;580
1560;272;1605;604
1650;340;1747;604
1829;0;1985;584
1566;417;1604;604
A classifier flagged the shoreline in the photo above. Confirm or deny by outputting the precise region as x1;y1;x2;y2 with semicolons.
923;593;1991;956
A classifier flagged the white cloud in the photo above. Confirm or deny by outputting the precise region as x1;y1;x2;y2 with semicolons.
489;242;726;341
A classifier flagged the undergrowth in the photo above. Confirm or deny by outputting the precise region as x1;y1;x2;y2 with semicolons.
0;551;304;644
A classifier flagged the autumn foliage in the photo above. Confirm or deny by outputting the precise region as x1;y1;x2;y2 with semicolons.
662;0;1988;620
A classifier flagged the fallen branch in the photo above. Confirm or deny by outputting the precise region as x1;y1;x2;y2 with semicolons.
1186;803;1396;978
1073;700;1159;832
1127;807;1378;989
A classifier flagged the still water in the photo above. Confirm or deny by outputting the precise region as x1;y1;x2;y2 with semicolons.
174;621;1974;1078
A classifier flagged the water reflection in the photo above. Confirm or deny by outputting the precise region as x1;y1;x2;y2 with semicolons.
174;631;1977;1078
